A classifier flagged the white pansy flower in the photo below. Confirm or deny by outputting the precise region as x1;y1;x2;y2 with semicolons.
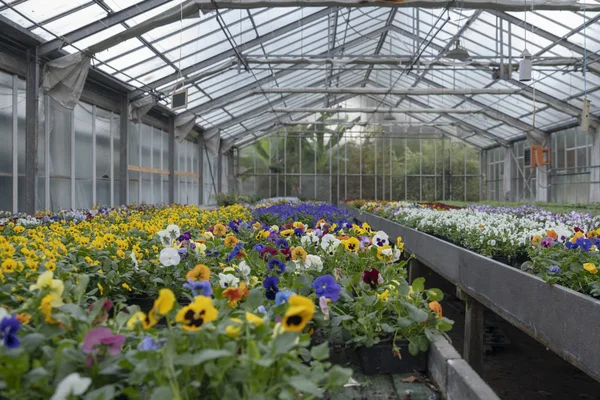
238;260;251;278
218;273;240;288
321;234;341;251
372;231;390;247
156;230;172;247
50;373;92;400
203;231;214;239
166;224;181;238
305;254;323;272
270;225;279;233
159;247;180;267
130;251;139;270
195;242;207;256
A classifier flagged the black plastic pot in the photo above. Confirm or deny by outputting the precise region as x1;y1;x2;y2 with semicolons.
356;339;427;375
312;331;427;375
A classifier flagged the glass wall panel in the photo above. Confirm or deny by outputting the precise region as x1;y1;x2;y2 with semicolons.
0;71;13;212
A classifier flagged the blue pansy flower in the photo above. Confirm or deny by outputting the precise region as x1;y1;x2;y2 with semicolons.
138;335;162;351
0;315;20;349
183;279;213;297
312;274;342;302
275;290;295;306
548;266;561;274
226;243;244;262
263;276;280;300
253;243;265;253
275;238;289;249
268;258;286;274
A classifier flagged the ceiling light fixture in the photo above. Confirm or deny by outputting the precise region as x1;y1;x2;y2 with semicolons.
445;40;471;61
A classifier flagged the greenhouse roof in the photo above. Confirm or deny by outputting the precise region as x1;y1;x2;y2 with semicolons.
1;0;600;148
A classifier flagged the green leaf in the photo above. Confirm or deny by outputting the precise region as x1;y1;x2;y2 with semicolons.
73;274;90;304
149;386;173;400
244;288;264;310
310;342;329;361
396;317;413;328
275;333;298;355
20;333;46;352
411;277;425;293
425;288;443;302
331;315;353;327
60;304;88;321
417;336;429;352
405;303;428;323
286;376;323;397
380;323;395;333
408;341;419;356
174;349;233;366
85;385;116;400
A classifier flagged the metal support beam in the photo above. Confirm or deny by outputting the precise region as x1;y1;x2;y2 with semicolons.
119;93;129;205
270;107;483;114
193;0;600;12
217;146;223;194
390;25;586;127
255;87;519;95
136;7;335;98
198;138;204;205
364;8;397;83
39;0;172;55
188;25;390;114
25;47;38;215
168;117;175;204
243;56;588;67
489;11;600;77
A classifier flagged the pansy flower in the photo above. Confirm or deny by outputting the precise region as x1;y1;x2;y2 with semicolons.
222;282;250;307
224;235;240;248
213;224;227;237
186;264;211;281
82;327;126;365
275;290;295;306
361;268;383;288
226;243;244;263
372;231;390;247
291;246;307;261
0;308;20;349
275;238;289;249
312;274;341;302
253;243;265;254
282;295;315;332
342;237;360;253
176;296;218;331
183;279;213;297
260;246;278;261
218;273;240;288
127;289;175;330
263;276;280;300
268;258;286;274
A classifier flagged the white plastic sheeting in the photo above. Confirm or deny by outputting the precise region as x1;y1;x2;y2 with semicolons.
129;96;156;123
40;53;91;109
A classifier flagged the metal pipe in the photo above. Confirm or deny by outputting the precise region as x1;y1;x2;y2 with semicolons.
270;107;482;114
256;87;518;95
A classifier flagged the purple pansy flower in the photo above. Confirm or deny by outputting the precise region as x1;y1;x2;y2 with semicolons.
0;315;20;349
226;243;244;262
183;279;213;297
263;276;280;301
82;327;126;358
253;243;265;254
138;335;162;351
267;258;286;274
275;238;289;249
312;274;342;302
548;266;561;274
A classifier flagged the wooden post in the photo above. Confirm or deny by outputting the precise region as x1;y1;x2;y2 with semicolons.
408;258;423;284
458;288;485;376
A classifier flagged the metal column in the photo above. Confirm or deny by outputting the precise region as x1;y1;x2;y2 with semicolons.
198;137;204;204
25;47;39;215
168;116;175;204
217;141;223;194
119;93;129;206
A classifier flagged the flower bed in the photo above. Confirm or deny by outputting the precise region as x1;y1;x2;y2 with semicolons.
0;201;451;398
348;201;600;299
